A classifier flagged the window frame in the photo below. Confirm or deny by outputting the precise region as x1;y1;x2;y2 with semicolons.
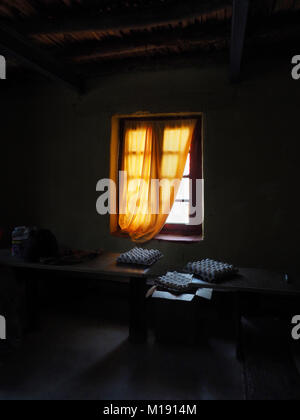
112;112;203;241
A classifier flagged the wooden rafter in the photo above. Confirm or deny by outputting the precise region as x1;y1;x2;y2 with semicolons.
22;0;232;35
230;0;250;82
71;37;227;62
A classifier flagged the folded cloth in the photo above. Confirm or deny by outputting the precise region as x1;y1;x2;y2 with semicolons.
156;271;194;293
117;247;163;267
185;258;238;283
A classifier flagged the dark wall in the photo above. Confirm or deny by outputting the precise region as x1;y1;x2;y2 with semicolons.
0;58;299;271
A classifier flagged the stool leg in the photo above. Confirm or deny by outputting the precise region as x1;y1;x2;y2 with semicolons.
129;277;147;343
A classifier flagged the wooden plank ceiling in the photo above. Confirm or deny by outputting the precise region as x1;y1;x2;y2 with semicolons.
0;0;299;90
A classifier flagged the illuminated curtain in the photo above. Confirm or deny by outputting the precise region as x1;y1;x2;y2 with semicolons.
111;119;196;243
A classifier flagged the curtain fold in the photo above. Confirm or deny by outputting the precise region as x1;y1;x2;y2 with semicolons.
111;119;196;243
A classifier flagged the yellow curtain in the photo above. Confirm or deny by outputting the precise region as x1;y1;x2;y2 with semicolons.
111;119;196;243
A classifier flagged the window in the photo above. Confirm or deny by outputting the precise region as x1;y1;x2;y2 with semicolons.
110;113;203;242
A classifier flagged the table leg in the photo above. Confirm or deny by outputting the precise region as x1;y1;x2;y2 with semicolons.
23;270;40;332
129;277;147;343
234;292;243;361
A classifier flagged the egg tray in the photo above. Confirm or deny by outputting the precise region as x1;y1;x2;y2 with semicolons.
185;258;238;283
155;271;194;293
117;247;163;267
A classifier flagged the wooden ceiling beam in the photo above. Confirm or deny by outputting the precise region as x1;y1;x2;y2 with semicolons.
23;0;232;35
230;0;250;82
60;11;300;64
69;36;227;62
0;22;83;92
55;17;229;57
60;28;228;60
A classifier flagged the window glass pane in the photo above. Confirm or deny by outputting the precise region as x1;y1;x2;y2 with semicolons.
125;129;148;177
183;154;190;177
166;202;189;224
127;129;146;152
126;154;144;178
161;154;179;178
176;178;190;201
161;127;191;178
163;128;190;152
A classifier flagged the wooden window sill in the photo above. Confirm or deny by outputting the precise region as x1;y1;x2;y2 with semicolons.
154;234;203;243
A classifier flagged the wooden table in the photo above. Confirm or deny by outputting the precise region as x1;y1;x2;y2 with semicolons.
1;249;299;355
0;249;152;343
